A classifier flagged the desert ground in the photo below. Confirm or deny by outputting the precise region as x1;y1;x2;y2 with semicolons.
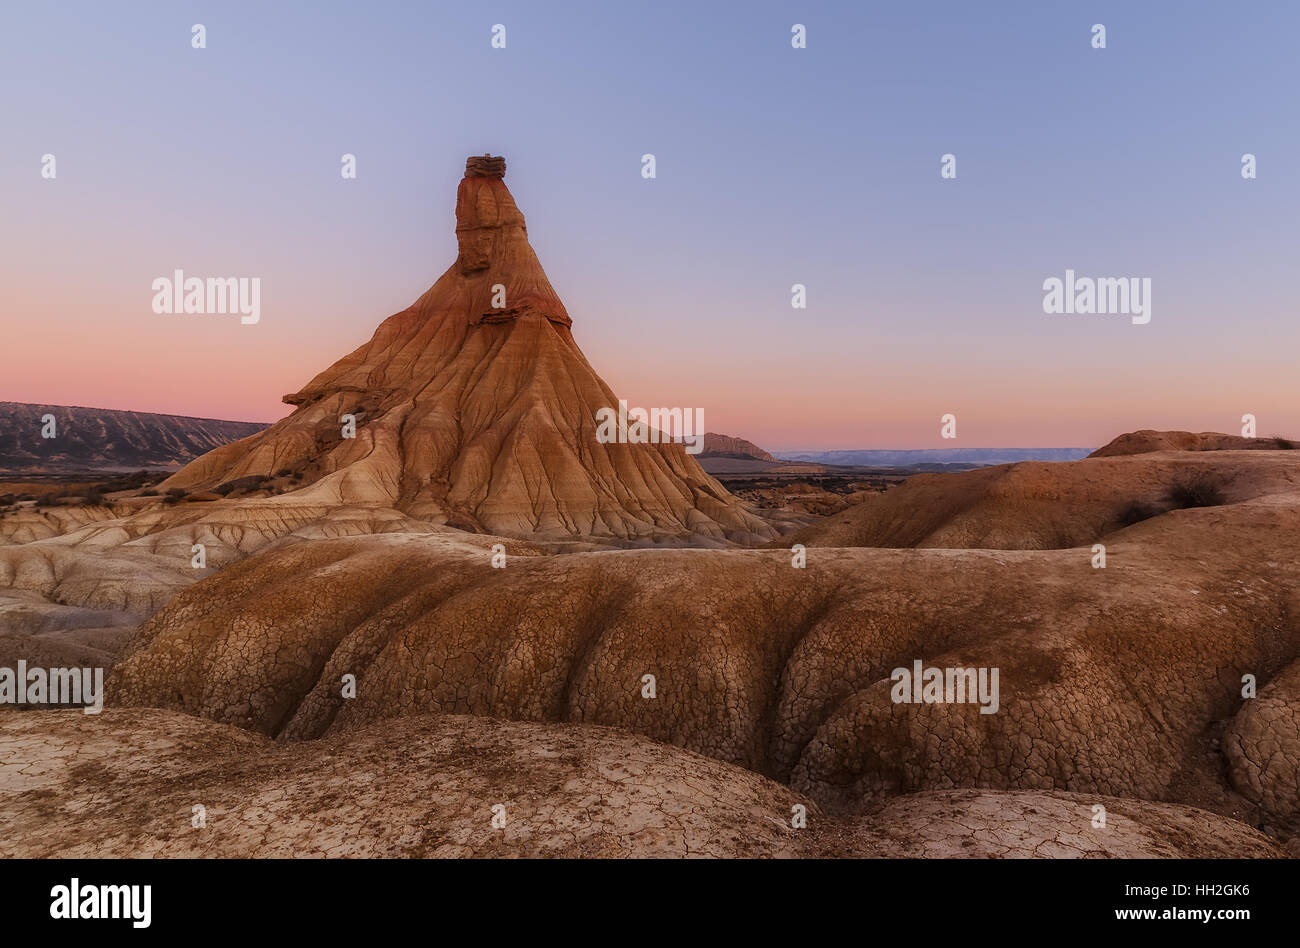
2;157;1297;858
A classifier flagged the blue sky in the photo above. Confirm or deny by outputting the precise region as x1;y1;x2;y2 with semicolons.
3;1;1297;449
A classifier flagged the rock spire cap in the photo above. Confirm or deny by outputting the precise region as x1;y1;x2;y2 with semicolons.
465;154;506;179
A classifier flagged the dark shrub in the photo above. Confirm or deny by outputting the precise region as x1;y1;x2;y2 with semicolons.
217;473;260;496
1117;502;1161;526
1165;476;1227;510
214;475;271;496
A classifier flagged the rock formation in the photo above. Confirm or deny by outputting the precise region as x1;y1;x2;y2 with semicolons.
1225;657;1300;825
5;423;1300;855
1090;429;1298;457
699;432;777;462
463;154;507;178
786;445;1300;549
159;157;775;546
110;447;1300;840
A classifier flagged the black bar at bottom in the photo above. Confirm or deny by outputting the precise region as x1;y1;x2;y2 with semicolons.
0;857;1287;934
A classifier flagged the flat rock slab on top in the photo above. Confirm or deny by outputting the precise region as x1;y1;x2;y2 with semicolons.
464;155;506;178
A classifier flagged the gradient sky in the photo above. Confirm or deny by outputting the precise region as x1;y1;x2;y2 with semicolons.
3;1;1297;450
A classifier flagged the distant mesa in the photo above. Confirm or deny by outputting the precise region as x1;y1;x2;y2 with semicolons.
160;156;777;546
698;432;777;463
0;402;266;474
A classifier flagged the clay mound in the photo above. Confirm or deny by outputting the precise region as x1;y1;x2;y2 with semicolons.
159;156;774;547
0;498;512;618
1090;429;1297;457
787;450;1300;549
1;709;1280;858
0;477;570;644
0;503;124;546
0;708;802;858
110;480;1300;827
832;789;1284;858
0;629;129;675
1225;657;1300;827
